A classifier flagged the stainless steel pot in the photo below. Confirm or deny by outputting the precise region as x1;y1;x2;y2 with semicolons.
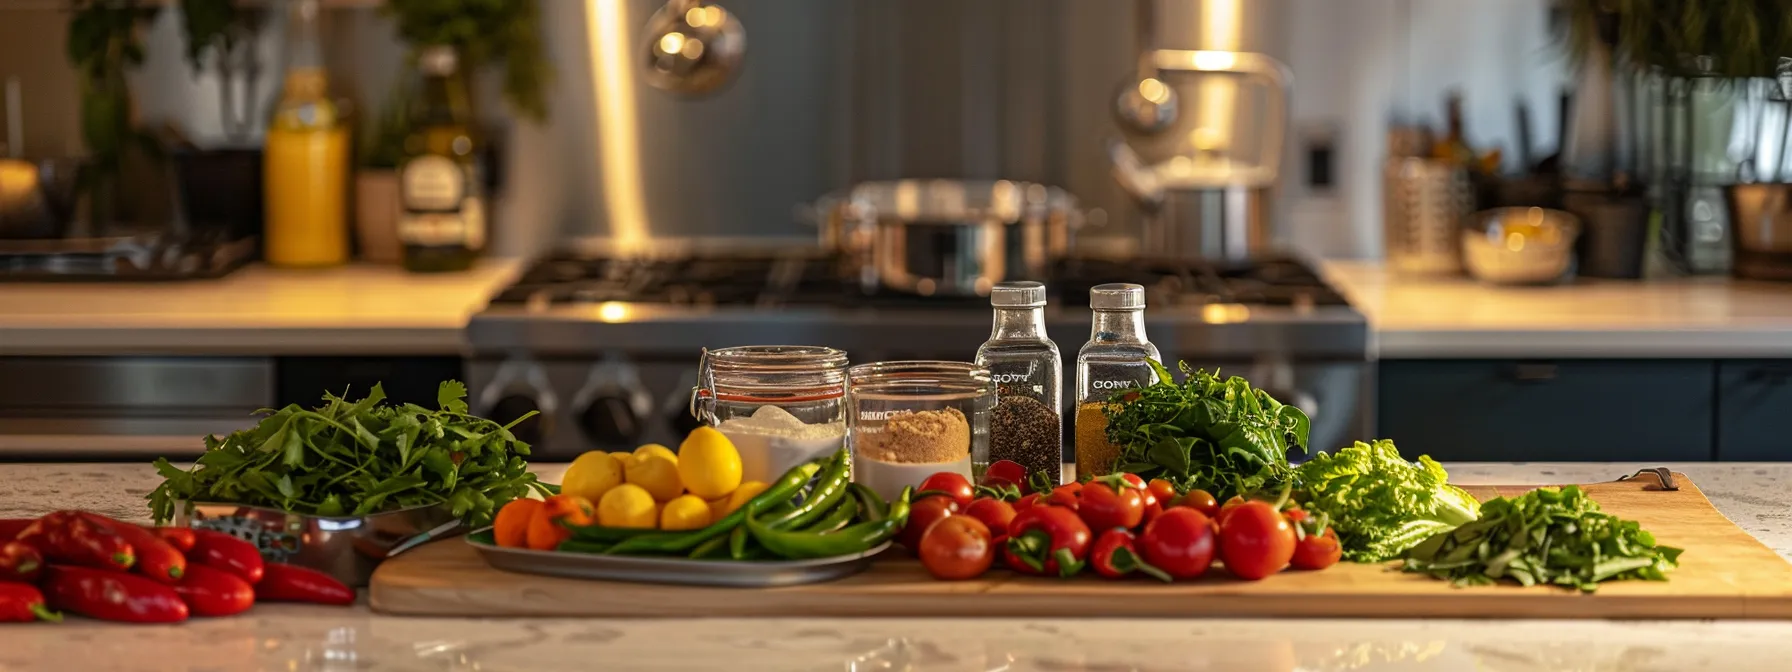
820;180;1082;295
817;179;1083;296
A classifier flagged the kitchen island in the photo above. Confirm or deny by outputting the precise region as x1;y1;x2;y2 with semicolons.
4;461;1790;672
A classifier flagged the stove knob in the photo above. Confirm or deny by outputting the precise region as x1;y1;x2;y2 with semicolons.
490;394;549;446
580;395;644;447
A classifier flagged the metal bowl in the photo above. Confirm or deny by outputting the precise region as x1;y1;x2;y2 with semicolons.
172;501;462;587
1461;207;1581;285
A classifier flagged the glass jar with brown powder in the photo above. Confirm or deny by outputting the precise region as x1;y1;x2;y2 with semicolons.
848;361;994;501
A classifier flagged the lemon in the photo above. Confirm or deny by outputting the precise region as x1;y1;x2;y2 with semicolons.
714;480;769;520
677;426;743;499
634;443;677;461
660;494;712;531
560;451;625;503
625;452;684;502
608;451;632;471
596;484;659;528
706;495;733;521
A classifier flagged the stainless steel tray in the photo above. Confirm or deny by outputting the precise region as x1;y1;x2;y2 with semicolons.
465;528;890;587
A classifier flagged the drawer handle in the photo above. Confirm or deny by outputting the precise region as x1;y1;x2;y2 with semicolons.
1508;363;1558;382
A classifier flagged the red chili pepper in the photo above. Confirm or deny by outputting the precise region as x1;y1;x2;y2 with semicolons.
0;582;60;623
254;563;354;606
189;529;265;585
0;541;45;582
146;527;196;554
1012;492;1042;513
175;564;256;617
0;518;34;542
1001;504;1092;577
1088;528;1172;582
79;514;185;584
17;513;135;572
43;566;189;623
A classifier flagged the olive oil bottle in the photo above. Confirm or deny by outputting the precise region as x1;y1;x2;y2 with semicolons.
398;46;484;273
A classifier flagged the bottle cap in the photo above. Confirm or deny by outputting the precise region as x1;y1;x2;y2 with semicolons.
1089;283;1145;310
990;281;1047;308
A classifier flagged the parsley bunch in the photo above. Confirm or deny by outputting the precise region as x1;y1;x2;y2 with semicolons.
149;381;549;526
1105;361;1311;501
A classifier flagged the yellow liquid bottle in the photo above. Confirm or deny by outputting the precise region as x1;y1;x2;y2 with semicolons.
263;0;348;267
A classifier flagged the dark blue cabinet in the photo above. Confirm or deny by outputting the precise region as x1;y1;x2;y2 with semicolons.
1716;361;1792;460
1378;360;1715;462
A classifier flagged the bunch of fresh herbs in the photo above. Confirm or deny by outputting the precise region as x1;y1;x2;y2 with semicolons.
1105;361;1310;501
149;381;549;526
1402;485;1682;592
1294;439;1483;562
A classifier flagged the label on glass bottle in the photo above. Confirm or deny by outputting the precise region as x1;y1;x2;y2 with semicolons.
398;156;484;248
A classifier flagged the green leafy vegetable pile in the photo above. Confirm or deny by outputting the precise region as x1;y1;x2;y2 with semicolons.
1105;361;1311;501
1402;485;1683;592
1293;439;1482;562
149;381;549;526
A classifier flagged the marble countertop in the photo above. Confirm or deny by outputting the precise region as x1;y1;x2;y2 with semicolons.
0;259;521;356
4;461;1792;671
1320;260;1792;358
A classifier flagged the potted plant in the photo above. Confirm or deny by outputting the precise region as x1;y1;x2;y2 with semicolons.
171;0;269;245
66;0;161;234
382;0;552;123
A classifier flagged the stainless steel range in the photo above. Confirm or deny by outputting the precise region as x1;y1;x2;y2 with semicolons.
466;245;1369;461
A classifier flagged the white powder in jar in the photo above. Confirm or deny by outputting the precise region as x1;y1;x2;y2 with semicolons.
715;405;845;484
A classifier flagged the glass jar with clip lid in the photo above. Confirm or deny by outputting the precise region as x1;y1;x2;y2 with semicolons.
691;346;849;484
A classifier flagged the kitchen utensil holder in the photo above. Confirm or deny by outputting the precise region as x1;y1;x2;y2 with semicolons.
1384;157;1474;275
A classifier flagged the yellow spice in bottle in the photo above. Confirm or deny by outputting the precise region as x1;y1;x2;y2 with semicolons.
1075;401;1121;477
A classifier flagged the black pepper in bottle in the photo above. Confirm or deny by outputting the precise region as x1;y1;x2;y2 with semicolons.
1075;283;1160;478
975;281;1064;484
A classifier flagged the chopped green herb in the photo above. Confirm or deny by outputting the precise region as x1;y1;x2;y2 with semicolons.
1402;485;1682;592
148;381;550;526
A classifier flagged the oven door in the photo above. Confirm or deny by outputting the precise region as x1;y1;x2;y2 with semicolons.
0;357;272;460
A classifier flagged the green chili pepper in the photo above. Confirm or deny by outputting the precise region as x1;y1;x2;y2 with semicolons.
564;523;659;543
849;483;887;522
800;495;859;533
689;535;729;560
768;450;850;530
556;539;613;554
745;487;912;560
604;459;823;555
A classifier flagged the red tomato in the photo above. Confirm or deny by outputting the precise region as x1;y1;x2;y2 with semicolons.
963;498;1017;539
1136;508;1216;580
1213;495;1247;527
1118;474;1146;489
918;472;975;509
1291;526;1342;570
918;515;995;580
1217;502;1296;580
899;496;961;550
981;460;1028;491
1179;490;1220;518
1077;482;1144;532
1001;505;1092;577
1146;479;1179;506
1141;497;1164;526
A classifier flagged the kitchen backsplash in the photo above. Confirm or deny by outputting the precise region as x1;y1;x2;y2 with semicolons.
0;0;1566;260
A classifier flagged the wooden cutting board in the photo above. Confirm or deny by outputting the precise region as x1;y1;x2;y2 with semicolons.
369;472;1792;619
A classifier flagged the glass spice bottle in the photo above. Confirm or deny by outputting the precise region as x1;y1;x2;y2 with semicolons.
1074;283;1161;479
975;281;1064;485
